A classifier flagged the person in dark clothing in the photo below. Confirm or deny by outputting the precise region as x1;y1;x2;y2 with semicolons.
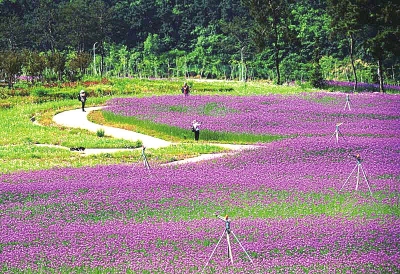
192;120;201;141
181;82;190;96
78;90;87;112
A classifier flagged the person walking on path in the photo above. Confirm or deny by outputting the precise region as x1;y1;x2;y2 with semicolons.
192;120;201;141
181;82;190;96
78;90;87;112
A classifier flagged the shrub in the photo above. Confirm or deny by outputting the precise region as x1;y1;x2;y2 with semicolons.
30;87;49;97
96;128;105;137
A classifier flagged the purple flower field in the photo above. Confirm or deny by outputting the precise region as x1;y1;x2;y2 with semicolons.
1;92;399;272
105;93;400;136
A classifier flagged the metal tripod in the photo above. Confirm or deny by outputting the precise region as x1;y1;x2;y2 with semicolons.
344;94;351;110
329;123;346;143
340;154;373;198
137;146;150;170
202;215;254;273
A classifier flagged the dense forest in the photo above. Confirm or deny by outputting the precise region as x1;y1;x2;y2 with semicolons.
0;0;399;92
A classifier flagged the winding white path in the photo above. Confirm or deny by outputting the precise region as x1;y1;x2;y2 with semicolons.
53;107;171;149
52;106;259;164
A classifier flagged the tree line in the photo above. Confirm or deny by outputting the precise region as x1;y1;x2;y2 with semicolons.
0;0;399;92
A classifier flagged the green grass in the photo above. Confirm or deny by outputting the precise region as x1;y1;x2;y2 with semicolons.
101;111;285;144
4;190;397;224
1;264;396;274
0;143;228;174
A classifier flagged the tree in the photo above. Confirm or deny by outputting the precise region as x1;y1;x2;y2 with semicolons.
327;0;364;91
0;50;23;88
46;51;67;82
27;0;61;51
144;33;162;77
220;16;253;81
310;47;325;88
23;50;47;84
242;0;297;85
290;1;331;82
359;1;400;93
0;13;26;50
58;0;99;52
67;51;91;81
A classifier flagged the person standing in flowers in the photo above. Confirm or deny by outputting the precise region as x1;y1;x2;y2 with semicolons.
192;120;201;141
78;90;87;112
181;82;190;96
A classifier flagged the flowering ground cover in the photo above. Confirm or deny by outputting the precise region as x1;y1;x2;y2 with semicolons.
105;93;400;136
1;92;399;273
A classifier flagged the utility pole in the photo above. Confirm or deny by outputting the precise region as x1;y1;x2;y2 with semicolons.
93;42;98;75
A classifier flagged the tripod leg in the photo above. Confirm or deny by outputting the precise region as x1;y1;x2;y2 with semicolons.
202;229;226;273
344;100;351;110
355;164;361;191
226;233;234;264
336;130;339;143
329;131;336;141
143;154;150;170
340;164;357;192
360;165;373;198
231;231;254;265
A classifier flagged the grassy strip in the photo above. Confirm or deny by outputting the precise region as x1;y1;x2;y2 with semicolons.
5;195;397;224
98;111;285;144
1;264;397;274
128;200;397;223
5;77;314;99
0;143;227;174
4;190;398;222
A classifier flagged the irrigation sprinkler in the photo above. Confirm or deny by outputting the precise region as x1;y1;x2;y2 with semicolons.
344;94;352;110
201;214;254;273
340;154;373;198
136;146;150;170
329;122;346;144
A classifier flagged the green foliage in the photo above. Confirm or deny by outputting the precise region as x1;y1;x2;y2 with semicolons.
0;50;24;88
46;51;67;82
243;0;298;85
96;128;105;137
310;61;325;89
67;52;92;81
22;50;46;82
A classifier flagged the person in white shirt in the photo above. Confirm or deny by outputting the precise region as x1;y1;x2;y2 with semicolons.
78;90;87;112
192;120;201;141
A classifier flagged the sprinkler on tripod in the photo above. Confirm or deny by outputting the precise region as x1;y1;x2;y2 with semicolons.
344;94;352;110
201;214;255;273
136;146;150;170
329;122;346;144
340;154;373;198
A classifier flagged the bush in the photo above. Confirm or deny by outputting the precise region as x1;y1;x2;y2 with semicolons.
96;128;105;137
30;87;49;97
309;62;325;89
